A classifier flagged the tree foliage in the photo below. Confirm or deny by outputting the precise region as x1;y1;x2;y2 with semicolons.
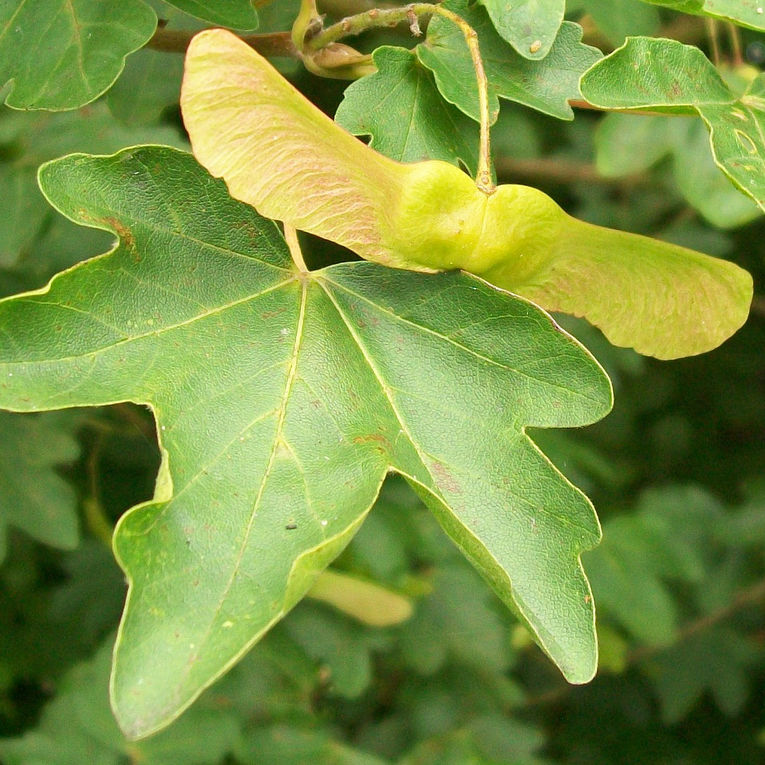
0;0;763;761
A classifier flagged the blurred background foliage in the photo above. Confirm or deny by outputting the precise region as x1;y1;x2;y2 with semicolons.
0;0;764;762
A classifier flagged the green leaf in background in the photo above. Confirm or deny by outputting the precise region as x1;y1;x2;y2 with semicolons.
399;561;515;676
647;626;759;723
0;146;611;737
417;0;602;122
0;103;183;268
478;0;565;59
0;412;79;562
106;47;185;126
595;113;761;228
284;602;378;699
673;119;762;227
581;37;765;215
582;0;661;46
585;486;724;646
402;714;545;765
240;724;388;765
639;0;765;31
335;46;478;174
0;0;156;110
2;217;114;300
0;638;242;765
162;0;258;29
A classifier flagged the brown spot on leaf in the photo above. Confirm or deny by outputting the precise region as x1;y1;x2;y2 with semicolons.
352;433;391;455
261;306;287;320
104;217;135;249
430;460;462;494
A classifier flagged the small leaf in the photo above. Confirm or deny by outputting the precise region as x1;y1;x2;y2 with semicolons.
0;0;156;110
586;485;724;645
647;627;759;723
182;29;752;359
0;146;612;736
335;46;478;173
284;603;374;698
163;0;258;29
478;0;565;59
0;412;80;561
107;47;185;126
638;0;765;31
399;561;515;675
581;37;765;214
241;724;387;765
417;0;602;122
582;0;661;46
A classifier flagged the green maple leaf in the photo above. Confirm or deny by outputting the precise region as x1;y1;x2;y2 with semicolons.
0;146;611;737
0;0;156;110
335;46;479;173
581;37;765;215
0;0;258;113
638;0;765;31
478;0;565;60
417;1;602;122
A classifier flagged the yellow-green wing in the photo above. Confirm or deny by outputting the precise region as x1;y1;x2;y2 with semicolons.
478;198;753;360
181;29;752;359
181;28;412;267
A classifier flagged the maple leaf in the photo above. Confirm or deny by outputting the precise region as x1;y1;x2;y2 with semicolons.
0;146;611;737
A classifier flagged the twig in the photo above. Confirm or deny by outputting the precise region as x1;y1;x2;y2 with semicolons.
523;576;765;707
147;27;299;58
83;434;113;548
727;22;744;68
628;577;765;664
706;17;722;65
307;3;495;193
494;156;650;188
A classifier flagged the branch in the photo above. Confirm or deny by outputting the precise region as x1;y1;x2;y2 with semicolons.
146;27;299;58
522;575;765;708
628;576;765;665
494;156;650;188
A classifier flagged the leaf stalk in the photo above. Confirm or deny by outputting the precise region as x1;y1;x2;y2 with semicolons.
284;224;309;272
